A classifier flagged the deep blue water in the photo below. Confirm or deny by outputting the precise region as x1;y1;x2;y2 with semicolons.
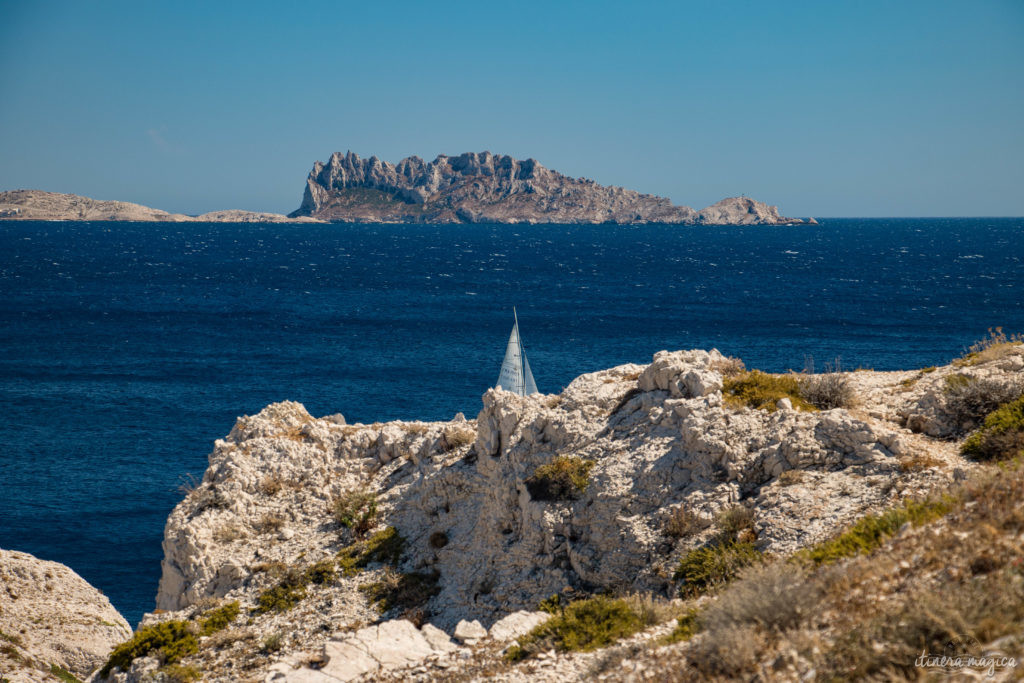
1;218;1022;626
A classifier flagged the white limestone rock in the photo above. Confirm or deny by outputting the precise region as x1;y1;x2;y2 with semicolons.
0;549;131;681
488;611;553;642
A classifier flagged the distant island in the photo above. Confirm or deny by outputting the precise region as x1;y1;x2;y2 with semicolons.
1;151;815;225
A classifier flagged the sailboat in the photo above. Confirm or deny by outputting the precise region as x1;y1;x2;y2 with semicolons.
495;307;538;395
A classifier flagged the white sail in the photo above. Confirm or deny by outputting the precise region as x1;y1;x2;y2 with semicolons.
495;308;538;396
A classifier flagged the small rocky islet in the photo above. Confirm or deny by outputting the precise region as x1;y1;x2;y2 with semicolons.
0;151;810;225
3;341;1023;682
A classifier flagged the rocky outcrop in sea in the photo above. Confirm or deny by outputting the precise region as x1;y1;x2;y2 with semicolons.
289;151;803;225
0;190;323;223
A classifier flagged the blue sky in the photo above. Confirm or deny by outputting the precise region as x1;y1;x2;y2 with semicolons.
1;0;1022;216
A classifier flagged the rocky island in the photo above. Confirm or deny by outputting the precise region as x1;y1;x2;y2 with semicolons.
4;340;1022;681
1;152;811;225
0;190;323;223
290;151;804;224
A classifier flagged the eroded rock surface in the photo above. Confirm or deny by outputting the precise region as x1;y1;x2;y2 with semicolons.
0;549;131;681
119;346;1024;681
289;150;802;225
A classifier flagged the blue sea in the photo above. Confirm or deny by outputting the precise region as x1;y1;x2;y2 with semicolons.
1;218;1022;626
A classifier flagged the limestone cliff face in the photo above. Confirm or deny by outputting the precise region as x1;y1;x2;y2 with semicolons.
0;549;131;682
289;151;800;225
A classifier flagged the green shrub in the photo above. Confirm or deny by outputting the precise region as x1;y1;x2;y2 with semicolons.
507;596;643;661
48;665;80;683
537;593;563;614
723;371;816;412
675;542;761;596
198;601;239;635
359;568;440;613
803;498;953;565
525;456;595;501
303;558;337;585
663;607;702;644
332;490;377;537
255;584;305;614
961;395;1024;461
101;621;198;677
336;526;406;576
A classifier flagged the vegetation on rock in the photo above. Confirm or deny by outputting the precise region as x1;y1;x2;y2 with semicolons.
507;596;644;661
802;497;952;565
525;456;595;501
332;490;378;537
358;568;440;614
723;371;816;412
674;542;762;596
336;526;405;576
100;621;198;677
961;395;1024;461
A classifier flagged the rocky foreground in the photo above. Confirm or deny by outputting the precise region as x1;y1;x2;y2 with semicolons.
290;150;807;225
4;343;1022;682
0;190;322;223
0;549;131;682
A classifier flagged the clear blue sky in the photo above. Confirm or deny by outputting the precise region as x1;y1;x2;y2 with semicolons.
1;0;1022;216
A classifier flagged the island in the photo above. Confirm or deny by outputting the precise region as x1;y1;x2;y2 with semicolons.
1;151;813;225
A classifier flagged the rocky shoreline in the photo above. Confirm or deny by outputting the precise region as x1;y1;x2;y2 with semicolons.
3;341;1022;681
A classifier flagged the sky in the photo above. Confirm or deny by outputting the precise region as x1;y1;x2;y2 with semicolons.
1;0;1022;217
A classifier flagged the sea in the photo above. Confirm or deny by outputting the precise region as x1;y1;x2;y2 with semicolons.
1;218;1021;626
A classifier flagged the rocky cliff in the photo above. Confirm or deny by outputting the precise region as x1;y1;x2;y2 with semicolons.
74;343;1024;681
0;190;323;223
289;151;802;225
0;549;131;682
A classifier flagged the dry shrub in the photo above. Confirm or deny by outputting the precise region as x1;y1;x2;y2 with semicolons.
403;423;430;435
777;469;805;486
358;567;440;613
543;394;562;408
258;475;284;496
255;512;286;535
944;374;1023;431
440;425;476;452
955;327;1024;366
898;452;943;472
212;522;247;543
702;562;821;634
204;627;255;650
715;505;755;543
710;355;746;378
824;571;1024;680
799;359;854;409
687;624;764;678
664;506;703;539
622;593;685;627
428;531;448;549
